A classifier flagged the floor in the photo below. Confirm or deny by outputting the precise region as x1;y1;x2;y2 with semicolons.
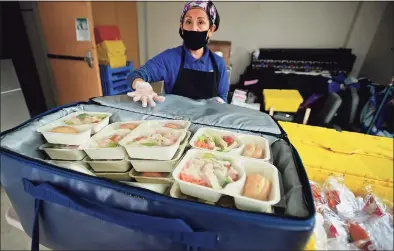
1;59;31;132
1;59;37;250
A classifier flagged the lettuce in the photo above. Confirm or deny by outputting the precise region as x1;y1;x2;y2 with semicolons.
76;113;90;119
107;142;119;148
197;135;206;142
140;142;156;147
201;153;216;159
96;114;108;119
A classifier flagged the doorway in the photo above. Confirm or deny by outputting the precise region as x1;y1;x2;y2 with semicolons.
1;2;47;118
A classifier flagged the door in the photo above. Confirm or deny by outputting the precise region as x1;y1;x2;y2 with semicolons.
91;1;140;67
37;2;102;105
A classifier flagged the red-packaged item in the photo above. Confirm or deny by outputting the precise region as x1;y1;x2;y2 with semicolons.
326;190;341;210
94;25;121;44
361;185;387;219
309;177;393;250
323;176;359;219
310;181;326;209
347;222;375;251
362;194;385;217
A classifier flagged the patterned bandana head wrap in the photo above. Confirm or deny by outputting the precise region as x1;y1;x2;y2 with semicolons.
180;1;218;27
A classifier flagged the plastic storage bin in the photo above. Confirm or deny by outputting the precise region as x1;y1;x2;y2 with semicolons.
94;25;121;44
99;61;134;96
263;89;304;112
97;40;127;68
279;121;393;202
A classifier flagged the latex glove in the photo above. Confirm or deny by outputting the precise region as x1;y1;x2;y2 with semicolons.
208;97;226;104
127;81;165;108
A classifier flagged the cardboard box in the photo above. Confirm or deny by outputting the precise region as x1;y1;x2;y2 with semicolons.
208;40;231;66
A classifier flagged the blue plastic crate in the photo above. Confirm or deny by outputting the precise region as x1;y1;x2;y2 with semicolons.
99;61;134;96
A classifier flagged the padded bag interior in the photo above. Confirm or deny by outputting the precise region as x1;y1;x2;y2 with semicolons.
1;95;311;217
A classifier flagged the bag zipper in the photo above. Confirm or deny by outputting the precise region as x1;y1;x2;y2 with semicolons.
87;98;288;140
0;99;314;225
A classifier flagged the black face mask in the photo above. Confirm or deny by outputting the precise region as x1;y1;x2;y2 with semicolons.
180;29;209;51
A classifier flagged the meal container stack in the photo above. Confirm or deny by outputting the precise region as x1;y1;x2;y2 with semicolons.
37;112;112;174
81;121;146;181
120;120;191;194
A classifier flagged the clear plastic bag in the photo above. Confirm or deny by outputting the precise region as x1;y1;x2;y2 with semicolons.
310;180;326;211
361;186;387;218
309;177;394;250
322;176;359;219
361;215;393;251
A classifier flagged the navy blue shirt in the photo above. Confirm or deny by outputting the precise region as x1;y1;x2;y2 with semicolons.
129;45;229;101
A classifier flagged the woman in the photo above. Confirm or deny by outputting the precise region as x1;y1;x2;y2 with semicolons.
127;1;229;107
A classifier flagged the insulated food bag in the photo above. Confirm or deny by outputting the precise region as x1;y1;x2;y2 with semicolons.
0;95;315;251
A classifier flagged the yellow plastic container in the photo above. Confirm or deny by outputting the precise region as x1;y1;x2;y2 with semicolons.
97;40;127;68
280;122;393;185
263;89;304;112
278;122;394;250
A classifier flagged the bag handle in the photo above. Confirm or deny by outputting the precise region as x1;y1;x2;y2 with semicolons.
23;179;219;251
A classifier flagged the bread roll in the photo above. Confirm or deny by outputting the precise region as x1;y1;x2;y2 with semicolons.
252;146;263;159
243;144;256;157
119;123;138;130
259;178;271;201
50;126;78;134
243;174;271;201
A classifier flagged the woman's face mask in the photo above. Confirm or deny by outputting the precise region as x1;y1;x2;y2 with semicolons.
180;29;209;51
180;8;212;51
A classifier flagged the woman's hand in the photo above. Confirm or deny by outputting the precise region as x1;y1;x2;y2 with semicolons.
127;81;165;108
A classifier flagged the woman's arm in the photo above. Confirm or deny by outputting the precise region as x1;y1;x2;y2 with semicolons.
217;61;230;102
129;51;168;90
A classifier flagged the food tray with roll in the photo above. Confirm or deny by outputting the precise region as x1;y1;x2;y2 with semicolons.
189;128;244;154
172;149;281;213
169;182;274;213
190;128;271;161
36;112;112;145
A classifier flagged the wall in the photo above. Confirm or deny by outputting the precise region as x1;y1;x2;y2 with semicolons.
359;2;393;85
344;1;388;77
139;2;388;85
91;1;140;67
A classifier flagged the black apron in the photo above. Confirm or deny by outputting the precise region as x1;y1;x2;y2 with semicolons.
171;47;220;100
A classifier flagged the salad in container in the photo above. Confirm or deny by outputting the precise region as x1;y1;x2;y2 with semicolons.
190;128;243;153
61;112;111;134
173;150;245;202
129;131;191;173
145;120;191;131
83;129;130;160
119;127;186;160
82;121;142;160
